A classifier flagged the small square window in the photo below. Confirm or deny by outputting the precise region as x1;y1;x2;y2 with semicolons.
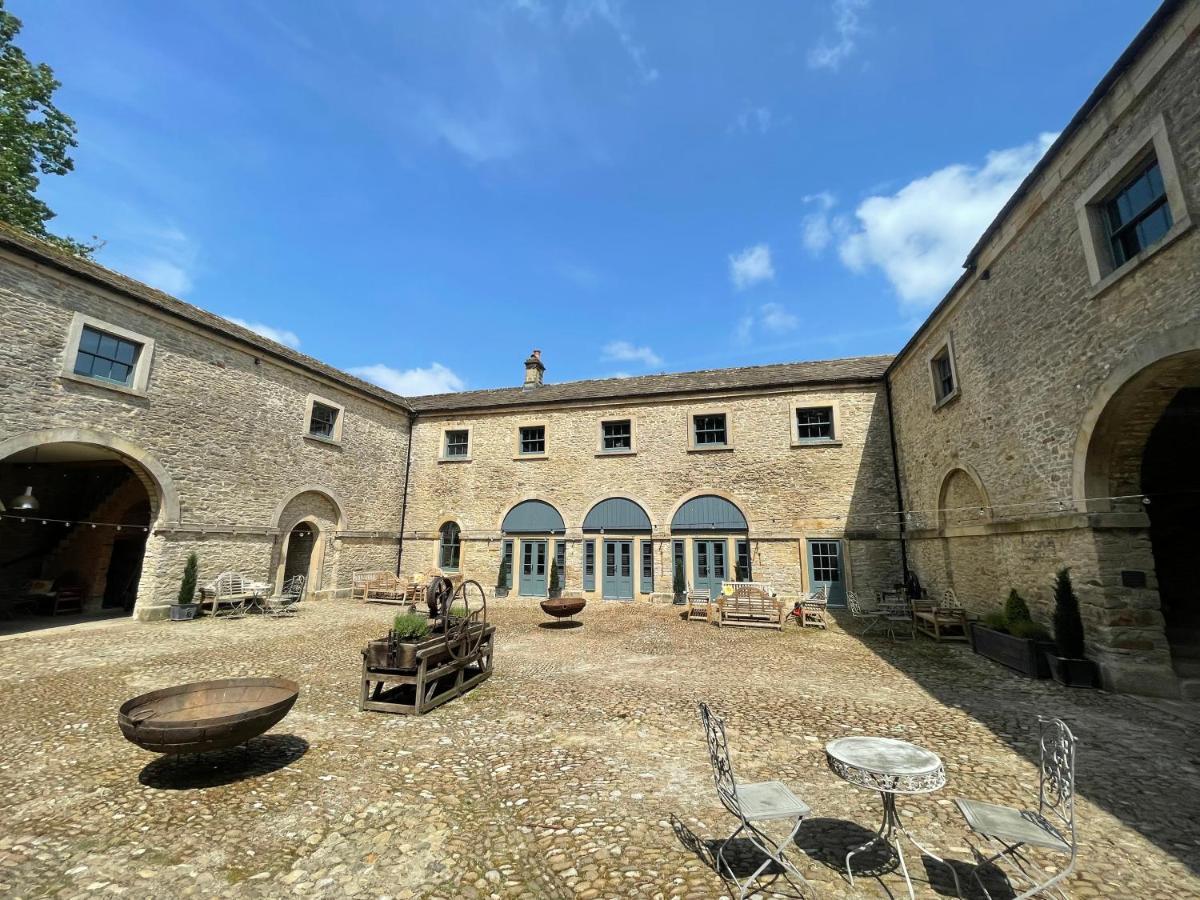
795;406;834;441
1105;158;1173;268
932;348;956;404
309;402;339;438
693;414;727;446
601;419;632;452
444;429;469;458
519;425;545;455
73;326;142;387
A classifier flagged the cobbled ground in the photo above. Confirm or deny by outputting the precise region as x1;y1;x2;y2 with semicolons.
0;599;1197;899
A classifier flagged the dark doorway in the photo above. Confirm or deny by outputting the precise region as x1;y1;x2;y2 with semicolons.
283;522;316;586
1143;386;1200;678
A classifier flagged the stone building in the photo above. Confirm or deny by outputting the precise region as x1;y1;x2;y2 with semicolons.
0;0;1196;697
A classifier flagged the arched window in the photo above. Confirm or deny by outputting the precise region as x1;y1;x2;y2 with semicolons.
438;522;461;571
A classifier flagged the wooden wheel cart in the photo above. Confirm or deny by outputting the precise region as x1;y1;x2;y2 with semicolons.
360;578;494;715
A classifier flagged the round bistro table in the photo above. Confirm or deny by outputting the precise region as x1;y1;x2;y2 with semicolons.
825;736;950;898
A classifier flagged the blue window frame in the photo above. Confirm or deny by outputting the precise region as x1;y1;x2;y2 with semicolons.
601;419;632;452
672;539;685;591
501;539;513;588
74;326;141;386
640;540;653;594
555;539;566;585
1106;158;1173;267
444;429;469;457
736;539;751;581
583;539;595;591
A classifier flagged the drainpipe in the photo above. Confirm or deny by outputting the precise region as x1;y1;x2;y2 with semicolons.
883;375;910;580
396;410;415;577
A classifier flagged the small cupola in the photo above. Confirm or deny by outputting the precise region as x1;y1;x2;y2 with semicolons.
523;349;545;388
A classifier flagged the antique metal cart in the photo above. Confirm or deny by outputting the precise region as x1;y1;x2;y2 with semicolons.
360;578;494;715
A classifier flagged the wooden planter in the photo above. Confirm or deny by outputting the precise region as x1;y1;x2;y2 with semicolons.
362;622;495;715
969;623;1052;678
364;632;452;672
1045;652;1100;688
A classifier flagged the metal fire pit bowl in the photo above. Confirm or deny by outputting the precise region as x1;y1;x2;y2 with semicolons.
541;597;586;619
118;677;300;755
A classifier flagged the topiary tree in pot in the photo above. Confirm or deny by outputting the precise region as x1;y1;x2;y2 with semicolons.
673;557;686;603
548;559;561;598
496;555;510;597
170;552;200;621
1047;567;1098;687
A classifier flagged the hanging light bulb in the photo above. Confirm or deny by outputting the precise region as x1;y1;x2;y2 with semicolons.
10;486;39;511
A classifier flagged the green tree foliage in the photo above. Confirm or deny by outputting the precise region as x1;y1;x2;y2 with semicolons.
1004;589;1032;624
496;554;510;590
673;558;686;596
548;558;560;595
177;552;198;605
0;2;96;256
1052;567;1086;658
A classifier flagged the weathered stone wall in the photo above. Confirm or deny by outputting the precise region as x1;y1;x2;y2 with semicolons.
888;4;1200;695
403;385;901;600
0;250;411;616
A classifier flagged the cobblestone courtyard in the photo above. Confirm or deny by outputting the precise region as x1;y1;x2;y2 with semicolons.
0;600;1197;899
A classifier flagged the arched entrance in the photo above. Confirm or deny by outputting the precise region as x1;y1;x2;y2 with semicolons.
273;488;345;594
670;494;751;600
583;497;652;600
500;499;565;598
1078;334;1200;689
0;438;164;623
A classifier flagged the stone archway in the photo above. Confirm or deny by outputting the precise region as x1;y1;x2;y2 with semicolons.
933;467;999;610
1076;328;1200;694
273;489;344;593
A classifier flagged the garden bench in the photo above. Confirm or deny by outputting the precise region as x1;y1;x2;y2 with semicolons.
717;586;785;630
913;589;968;641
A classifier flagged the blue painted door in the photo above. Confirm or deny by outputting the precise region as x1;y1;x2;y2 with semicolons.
807;540;846;607
602;540;634;600
692;539;728;598
519;540;548;596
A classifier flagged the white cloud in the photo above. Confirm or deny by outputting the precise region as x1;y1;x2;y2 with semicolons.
808;0;868;71
729;244;775;290
759;302;799;333
601;340;662;368
564;0;658;83
737;302;800;344
226;317;302;349
349;363;466;396
419;101;522;164
801;191;840;255
127;258;193;296
838;132;1058;308
732;105;772;135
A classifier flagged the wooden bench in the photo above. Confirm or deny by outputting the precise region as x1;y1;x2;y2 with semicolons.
716;586;785;630
352;571;406;603
912;589;968;641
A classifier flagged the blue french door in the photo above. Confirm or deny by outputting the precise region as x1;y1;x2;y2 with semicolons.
602;540;634;600
692;539;728;598
519;540;548;596
806;539;846;607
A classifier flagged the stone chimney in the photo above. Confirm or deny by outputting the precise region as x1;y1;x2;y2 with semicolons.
523;349;545;388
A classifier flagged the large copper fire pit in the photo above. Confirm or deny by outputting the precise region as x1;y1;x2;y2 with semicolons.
118;677;300;754
541;596;586;619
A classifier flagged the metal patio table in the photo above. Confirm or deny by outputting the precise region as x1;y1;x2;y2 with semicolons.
825;736;951;898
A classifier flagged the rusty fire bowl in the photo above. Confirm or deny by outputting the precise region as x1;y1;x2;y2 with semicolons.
118;677;300;755
541;596;586;619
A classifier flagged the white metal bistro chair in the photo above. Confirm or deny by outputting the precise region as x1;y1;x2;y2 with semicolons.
263;575;306;618
846;590;881;633
954;717;1077;899
697;702;811;899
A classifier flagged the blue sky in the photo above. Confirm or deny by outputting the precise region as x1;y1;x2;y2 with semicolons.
14;0;1159;395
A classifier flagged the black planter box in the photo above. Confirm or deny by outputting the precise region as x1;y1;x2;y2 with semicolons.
1045;653;1099;688
969;623;1053;678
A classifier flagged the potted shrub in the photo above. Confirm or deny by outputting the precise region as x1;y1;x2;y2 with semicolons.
968;589;1053;677
496;555;510;598
1045;568;1099;688
364;611;432;670
169;552;200;621
548;558;561;598
673;558;686;605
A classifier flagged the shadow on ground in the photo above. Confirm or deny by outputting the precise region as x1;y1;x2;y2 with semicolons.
829;609;1200;879
537;620;583;630
138;734;309;790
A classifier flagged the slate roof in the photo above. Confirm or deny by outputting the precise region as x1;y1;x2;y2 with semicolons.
408;354;893;413
0;223;414;412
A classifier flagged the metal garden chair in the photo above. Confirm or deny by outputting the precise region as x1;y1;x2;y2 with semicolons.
846;590;881;633
954;716;1077;899
263;575;306;618
697;702;811;899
